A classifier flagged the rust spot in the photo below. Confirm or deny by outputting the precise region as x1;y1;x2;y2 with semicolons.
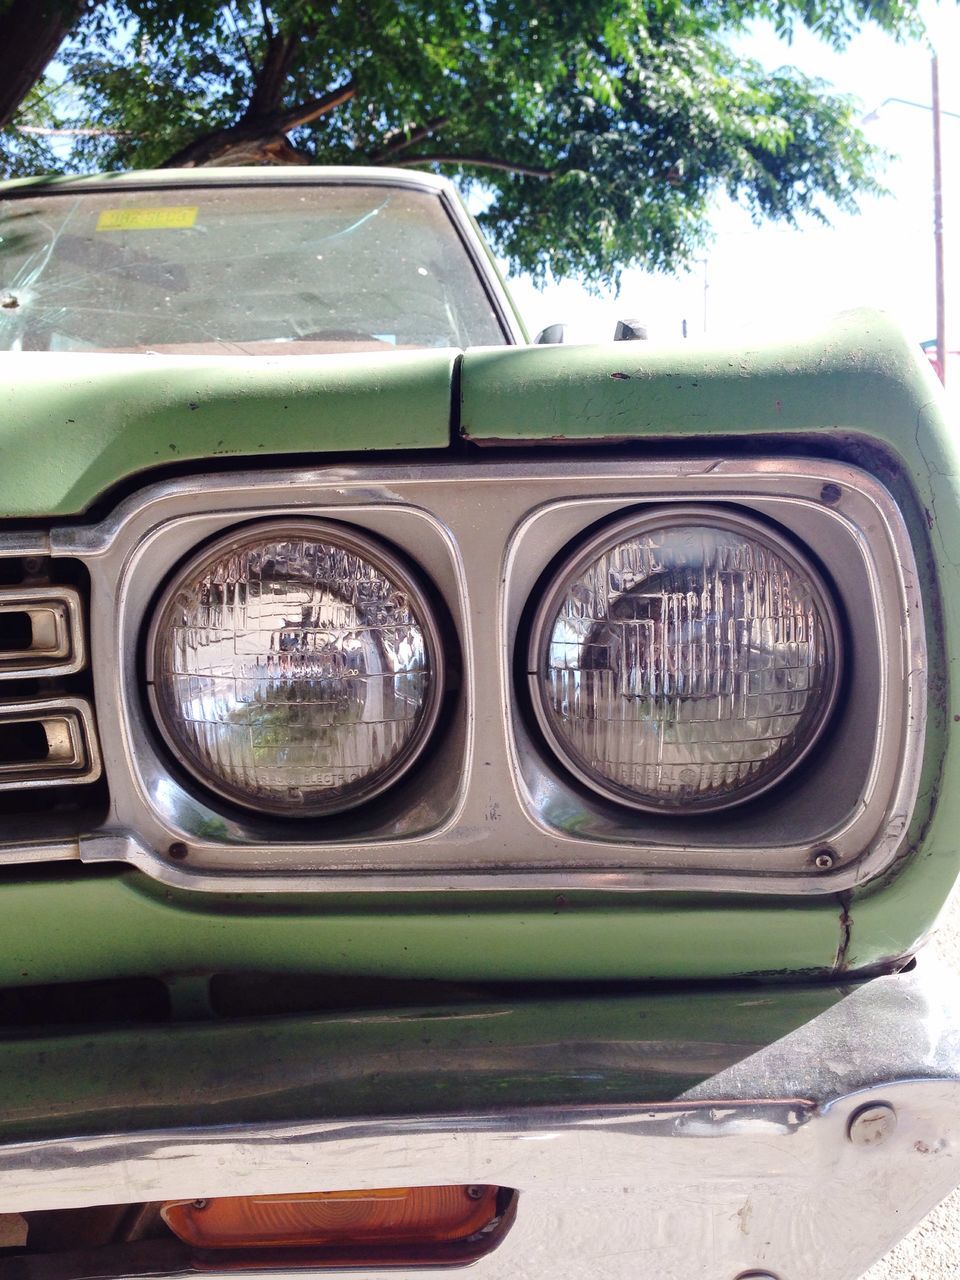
735;1199;752;1235
925;507;935;530
610;371;631;381
462;433;635;447
833;891;853;974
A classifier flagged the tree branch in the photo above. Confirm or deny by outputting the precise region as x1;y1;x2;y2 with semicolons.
0;0;99;132
161;81;356;167
272;82;355;131
17;124;135;137
370;117;449;162
244;28;296;118
225;2;258;78
390;154;554;179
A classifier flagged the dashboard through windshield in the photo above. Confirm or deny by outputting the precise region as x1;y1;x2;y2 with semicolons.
0;182;510;353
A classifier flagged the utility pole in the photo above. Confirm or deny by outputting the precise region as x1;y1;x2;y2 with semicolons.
933;54;946;386
864;73;953;387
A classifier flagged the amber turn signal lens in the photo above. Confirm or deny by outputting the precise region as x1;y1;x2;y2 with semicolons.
162;1185;500;1251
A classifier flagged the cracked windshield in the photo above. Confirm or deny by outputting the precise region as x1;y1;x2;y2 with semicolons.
0;183;506;352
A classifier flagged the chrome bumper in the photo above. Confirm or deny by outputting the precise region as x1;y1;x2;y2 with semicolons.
3;959;960;1280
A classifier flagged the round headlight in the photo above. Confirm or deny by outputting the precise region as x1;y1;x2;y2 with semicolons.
147;521;444;817
528;508;841;813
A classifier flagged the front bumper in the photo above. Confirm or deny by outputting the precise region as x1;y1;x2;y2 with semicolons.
2;960;960;1280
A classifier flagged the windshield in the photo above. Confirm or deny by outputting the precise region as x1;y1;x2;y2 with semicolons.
0;183;509;354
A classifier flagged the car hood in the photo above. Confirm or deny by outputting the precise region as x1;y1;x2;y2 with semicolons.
0;348;459;518
0;310;940;519
459;310;938;447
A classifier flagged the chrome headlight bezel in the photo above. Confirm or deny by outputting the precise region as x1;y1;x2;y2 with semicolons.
526;505;844;815
33;455;923;896
144;518;446;818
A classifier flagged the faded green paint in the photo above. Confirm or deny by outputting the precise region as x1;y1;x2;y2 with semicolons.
0;982;842;1143
0;349;456;517
0;869;842;985
0;307;954;982
461;310;960;972
459;309;940;447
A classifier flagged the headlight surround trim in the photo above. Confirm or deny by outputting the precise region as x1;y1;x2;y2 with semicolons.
526;504;844;815
144;518;447;818
46;455;921;895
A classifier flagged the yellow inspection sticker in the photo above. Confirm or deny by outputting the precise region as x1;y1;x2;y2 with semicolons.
96;206;198;231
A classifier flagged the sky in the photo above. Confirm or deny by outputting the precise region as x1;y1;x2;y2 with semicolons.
505;1;960;356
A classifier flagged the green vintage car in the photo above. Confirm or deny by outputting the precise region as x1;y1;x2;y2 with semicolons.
0;167;957;1280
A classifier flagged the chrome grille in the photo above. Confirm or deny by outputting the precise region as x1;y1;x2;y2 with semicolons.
0;696;101;788
0;566;101;794
0;585;84;679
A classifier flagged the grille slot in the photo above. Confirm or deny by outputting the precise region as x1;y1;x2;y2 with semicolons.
0;697;102;788
0;559;105;845
0;586;84;678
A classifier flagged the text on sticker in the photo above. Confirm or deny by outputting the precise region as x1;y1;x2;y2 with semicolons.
96;207;198;231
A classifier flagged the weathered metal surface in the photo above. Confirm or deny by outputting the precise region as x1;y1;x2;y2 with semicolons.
0;982;843;1143
0;348;458;517
0;294;954;979
0;868;844;984
2;961;959;1280
459;311;960;976
458;309;942;449
26;456;913;900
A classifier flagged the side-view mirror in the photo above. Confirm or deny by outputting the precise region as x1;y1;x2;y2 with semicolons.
614;319;647;341
534;323;566;345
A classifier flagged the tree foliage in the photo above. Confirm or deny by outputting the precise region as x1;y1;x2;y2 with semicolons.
0;0;923;287
0;0;96;131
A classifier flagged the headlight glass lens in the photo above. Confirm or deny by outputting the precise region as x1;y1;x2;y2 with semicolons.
148;522;443;816
529;509;840;813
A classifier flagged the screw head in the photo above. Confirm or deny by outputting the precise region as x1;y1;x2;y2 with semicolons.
168;841;189;861
465;1185;485;1200
820;482;842;505
848;1101;897;1146
813;849;835;871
